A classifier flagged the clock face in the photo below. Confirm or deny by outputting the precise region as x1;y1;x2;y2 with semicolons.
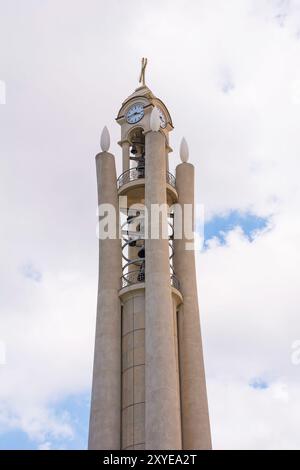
157;107;167;128
126;103;144;124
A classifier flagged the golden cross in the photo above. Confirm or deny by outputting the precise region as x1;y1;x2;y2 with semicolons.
139;57;148;86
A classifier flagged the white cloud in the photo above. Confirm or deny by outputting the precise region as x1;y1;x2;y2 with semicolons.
0;341;6;365
0;0;300;449
0;404;74;444
0;270;95;444
0;80;5;104
199;219;300;448
208;378;300;450
38;441;52;450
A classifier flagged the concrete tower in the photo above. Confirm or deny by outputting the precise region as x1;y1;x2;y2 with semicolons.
88;65;211;450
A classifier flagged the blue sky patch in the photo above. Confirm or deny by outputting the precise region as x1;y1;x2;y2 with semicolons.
0;392;90;450
221;78;235;94
21;263;42;283
204;211;269;246
0;429;35;451
249;378;269;390
51;392;90;450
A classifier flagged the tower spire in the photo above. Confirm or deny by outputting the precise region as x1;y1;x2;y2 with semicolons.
139;57;148;86
89;71;212;450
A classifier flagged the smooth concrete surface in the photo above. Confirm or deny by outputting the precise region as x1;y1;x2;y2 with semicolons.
122;140;130;173
174;162;212;450
88;151;122;450
121;292;146;449
145;130;182;450
89;89;212;452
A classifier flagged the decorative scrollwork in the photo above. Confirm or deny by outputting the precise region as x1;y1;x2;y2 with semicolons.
166;171;176;188
121;271;180;291
119;178;180;292
117;167;176;190
170;274;180;291
121;270;145;289
117;167;145;189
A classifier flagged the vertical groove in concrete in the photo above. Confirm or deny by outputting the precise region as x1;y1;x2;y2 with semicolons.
121;292;146;450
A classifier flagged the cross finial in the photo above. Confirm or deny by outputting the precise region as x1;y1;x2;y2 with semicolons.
139;57;148;86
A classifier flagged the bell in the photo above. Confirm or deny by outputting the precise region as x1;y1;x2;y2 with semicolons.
138;247;145;258
131;145;137;155
137;263;145;282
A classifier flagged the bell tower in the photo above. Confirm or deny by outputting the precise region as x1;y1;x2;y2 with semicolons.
88;60;212;450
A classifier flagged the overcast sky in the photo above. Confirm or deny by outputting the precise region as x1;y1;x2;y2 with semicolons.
1;0;300;450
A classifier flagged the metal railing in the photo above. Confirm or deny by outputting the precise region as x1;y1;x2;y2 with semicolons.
117;167;145;189
166;171;176;188
117;167;176;190
121;271;180;291
121;270;145;289
170;274;180;291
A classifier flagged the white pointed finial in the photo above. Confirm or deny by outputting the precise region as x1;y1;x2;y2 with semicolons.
100;126;110;152
180;137;189;163
150;106;161;132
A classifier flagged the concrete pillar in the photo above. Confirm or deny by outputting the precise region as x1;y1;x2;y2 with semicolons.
121;291;146;450
174;162;212;450
122;140;130;172
88;151;122;450
145;130;182;450
165;147;169;172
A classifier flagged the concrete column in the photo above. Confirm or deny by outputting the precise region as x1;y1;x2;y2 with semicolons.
174;162;212;450
122;141;130;172
145;131;182;450
88;151;122;450
165;147;169;172
121;291;146;450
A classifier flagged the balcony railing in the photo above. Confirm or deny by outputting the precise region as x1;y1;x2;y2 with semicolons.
121;270;180;291
121;270;145;289
170;274;181;291
117;167;145;189
166;171;176;188
117;167;176;190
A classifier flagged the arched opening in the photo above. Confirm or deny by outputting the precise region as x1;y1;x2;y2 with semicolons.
128;127;145;174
